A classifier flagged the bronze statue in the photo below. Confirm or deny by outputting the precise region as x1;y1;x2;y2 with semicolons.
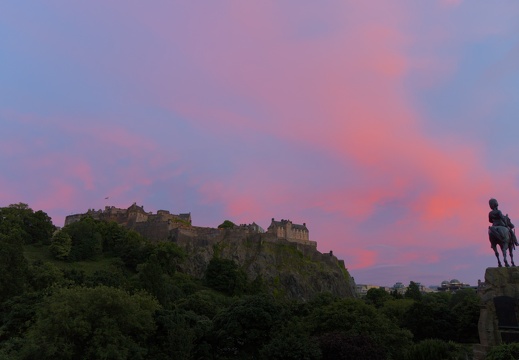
488;198;518;267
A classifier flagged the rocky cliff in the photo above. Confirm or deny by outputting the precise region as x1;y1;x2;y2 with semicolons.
170;227;356;301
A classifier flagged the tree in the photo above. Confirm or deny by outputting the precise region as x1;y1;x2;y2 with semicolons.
25;210;55;244
148;308;212;360
27;261;65;291
317;332;385;360
365;287;392;308
306;298;412;359
49;230;72;260
404;281;422;301
402;339;472;360
260;326;321;360
380;298;414;328
63;217;103;260
402;292;456;342
213;294;281;358
485;342;519;360
217;220;236;229
450;289;480;343
205;257;247;296
0;231;28;302
19;286;160;360
0;204;55;244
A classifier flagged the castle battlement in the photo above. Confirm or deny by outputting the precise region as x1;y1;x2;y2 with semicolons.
64;205;316;247
64;203;191;230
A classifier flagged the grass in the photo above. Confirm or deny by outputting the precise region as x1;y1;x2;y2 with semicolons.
23;243;118;275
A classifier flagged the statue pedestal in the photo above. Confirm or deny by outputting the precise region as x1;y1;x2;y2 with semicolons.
477;267;519;359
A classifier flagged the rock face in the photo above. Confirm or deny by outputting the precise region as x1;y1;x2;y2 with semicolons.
170;227;357;301
478;267;519;353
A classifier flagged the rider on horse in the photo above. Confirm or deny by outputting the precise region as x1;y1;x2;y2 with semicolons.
489;198;508;227
488;198;519;267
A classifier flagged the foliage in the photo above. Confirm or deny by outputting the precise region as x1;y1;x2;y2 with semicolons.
306;298;412;359
405;281;423;301
402;339;472;360
27;261;65;291
18;286;160;360
485;342;519;360
380;298;414;328
317;332;386;360
0;231;28;302
365;287;392;308
449;289;480;343
213;294;282;358
0;204;55;245
205;257;247;296
260;325;321;360
0;204;56;302
62;217;103;260
402;292;456;342
148;308;212;360
49;230;72;260
0;202;490;360
217;220;236;229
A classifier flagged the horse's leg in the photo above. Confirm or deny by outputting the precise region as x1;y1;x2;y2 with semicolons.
502;243;510;267
510;246;516;267
494;245;503;267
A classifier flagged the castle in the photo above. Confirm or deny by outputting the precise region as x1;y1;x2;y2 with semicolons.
64;203;317;247
65;203;192;228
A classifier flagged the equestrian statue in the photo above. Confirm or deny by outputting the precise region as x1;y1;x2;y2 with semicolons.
488;198;518;267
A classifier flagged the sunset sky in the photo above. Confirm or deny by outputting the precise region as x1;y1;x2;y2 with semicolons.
2;1;519;287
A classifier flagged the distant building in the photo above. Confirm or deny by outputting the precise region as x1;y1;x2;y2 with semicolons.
437;279;475;292
239;222;265;233
392;282;406;295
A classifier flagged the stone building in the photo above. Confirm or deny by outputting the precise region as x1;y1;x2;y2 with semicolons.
267;218;316;246
64;203;191;228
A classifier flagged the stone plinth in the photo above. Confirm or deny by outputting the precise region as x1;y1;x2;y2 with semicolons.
478;267;519;349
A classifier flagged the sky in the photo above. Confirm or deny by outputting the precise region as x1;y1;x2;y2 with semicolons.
2;1;519;287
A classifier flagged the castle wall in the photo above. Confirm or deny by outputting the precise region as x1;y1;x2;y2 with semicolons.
132;221;170;242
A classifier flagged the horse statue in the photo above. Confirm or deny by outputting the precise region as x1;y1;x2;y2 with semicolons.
488;198;518;267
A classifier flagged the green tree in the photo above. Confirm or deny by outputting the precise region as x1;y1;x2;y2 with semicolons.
260;325;321;360
450;289;480;343
365;287;392;308
117;230;152;270
485;342;519;360
306;298;412;359
25;210;55;244
316;332;385;360
0;231;28;302
380;298;414;328
148;308;212;360
63;217;103;260
402;292;455;342
152;242;186;276
217;220;236;229
49;230;72;260
27;261;65;291
19;286;160;360
0;204;55;244
138;254;173;307
213;294;281;358
402;339;472;360
404;281;422;301
205;257;247;296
